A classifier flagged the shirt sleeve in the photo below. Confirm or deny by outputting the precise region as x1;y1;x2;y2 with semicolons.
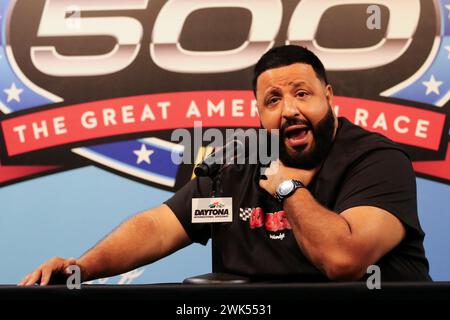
334;148;423;235
163;177;213;245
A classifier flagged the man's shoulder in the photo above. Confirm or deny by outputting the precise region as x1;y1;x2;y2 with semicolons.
321;117;412;180
336;117;409;159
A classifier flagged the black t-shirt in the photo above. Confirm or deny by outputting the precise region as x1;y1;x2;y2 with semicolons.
164;117;431;281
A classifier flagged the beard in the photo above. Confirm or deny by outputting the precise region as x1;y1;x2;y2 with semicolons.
279;106;336;169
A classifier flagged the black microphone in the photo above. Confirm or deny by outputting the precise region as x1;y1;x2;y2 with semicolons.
194;139;245;178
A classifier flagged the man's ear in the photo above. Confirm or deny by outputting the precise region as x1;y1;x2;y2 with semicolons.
325;84;334;106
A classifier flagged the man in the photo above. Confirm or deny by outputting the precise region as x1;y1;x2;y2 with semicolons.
19;45;430;285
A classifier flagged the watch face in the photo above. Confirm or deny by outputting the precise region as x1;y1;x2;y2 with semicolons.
278;180;294;196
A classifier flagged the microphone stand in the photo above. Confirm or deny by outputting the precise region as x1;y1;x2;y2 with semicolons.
183;147;250;284
207;168;249;283
210;170;223;273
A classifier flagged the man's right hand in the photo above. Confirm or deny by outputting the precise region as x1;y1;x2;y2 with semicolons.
18;257;79;286
17;205;190;287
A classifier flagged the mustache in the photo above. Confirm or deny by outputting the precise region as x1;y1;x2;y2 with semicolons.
280;118;311;137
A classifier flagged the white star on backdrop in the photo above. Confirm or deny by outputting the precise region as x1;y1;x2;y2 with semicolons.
422;75;443;96
4;83;24;103
446;46;450;59
446;5;450;18
133;144;155;165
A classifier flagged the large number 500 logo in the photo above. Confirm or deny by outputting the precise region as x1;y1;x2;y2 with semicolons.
30;0;420;75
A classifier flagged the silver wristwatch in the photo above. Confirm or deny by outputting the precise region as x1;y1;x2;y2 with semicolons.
275;179;305;202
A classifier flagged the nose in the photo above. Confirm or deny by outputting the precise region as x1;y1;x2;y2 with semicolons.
281;96;300;120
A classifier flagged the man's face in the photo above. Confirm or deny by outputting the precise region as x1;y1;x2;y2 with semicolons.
256;63;337;169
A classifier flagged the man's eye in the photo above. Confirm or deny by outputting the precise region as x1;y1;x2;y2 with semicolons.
297;91;308;98
267;97;280;105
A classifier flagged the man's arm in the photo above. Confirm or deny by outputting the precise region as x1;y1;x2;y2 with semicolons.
283;189;405;281
19;204;191;286
259;159;406;281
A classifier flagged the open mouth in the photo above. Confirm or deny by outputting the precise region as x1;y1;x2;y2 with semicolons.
284;125;311;147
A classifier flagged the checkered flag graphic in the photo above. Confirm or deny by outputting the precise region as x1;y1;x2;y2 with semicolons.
239;208;253;221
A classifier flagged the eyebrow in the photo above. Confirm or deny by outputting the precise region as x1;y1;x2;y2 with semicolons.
289;81;309;89
263;87;281;98
262;81;311;97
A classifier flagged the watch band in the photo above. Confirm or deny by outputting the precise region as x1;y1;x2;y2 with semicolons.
275;179;305;202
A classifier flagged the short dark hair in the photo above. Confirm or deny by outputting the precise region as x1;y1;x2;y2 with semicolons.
252;45;329;95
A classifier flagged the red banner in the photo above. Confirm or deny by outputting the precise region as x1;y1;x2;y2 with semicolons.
1;92;446;156
334;97;445;151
